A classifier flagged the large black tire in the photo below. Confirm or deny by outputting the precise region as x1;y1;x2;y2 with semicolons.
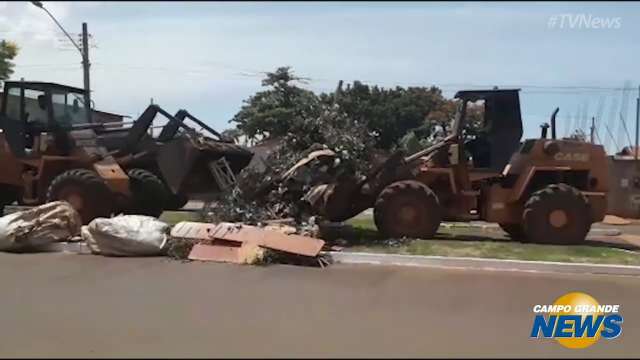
374;180;442;239
0;185;18;210
499;223;527;242
165;192;189;210
523;183;591;245
126;168;167;217
46;169;114;224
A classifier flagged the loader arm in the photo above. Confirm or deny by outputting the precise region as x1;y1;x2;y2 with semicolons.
158;109;228;143
404;134;457;163
117;104;179;155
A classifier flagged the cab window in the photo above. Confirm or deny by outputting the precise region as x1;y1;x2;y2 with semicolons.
4;87;21;121
52;91;86;127
23;89;48;130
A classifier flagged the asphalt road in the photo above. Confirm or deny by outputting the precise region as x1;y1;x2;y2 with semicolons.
0;253;638;358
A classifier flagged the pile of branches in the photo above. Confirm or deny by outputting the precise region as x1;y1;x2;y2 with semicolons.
202;104;379;227
269;104;376;176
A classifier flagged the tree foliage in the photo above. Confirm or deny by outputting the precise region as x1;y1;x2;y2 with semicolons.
0;40;19;80
329;81;447;148
231;67;320;141
229;67;485;152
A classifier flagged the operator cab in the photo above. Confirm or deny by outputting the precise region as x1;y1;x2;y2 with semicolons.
452;89;523;172
0;81;89;157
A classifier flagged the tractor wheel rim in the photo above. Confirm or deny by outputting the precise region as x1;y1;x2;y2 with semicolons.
398;206;417;225
65;193;84;210
549;209;568;228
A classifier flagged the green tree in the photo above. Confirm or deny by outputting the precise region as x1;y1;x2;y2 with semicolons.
229;66;485;153
330;81;446;149
230;67;321;141
425;98;485;138
0;40;19;80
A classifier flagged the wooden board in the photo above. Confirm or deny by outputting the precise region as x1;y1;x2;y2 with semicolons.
174;221;325;257
213;222;324;257
188;243;242;263
602;215;632;225
254;232;324;257
170;221;219;240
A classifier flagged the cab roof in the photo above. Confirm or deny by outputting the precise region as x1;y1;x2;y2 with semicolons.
454;88;521;100
3;81;85;93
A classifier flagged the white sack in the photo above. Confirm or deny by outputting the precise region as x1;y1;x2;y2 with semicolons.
82;215;169;256
0;201;82;252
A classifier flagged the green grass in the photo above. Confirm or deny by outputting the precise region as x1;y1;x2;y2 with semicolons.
344;215;640;266
159;210;640;266
159;211;203;226
350;239;640;266
347;217;377;231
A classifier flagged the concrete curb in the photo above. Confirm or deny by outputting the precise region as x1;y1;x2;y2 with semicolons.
325;251;640;277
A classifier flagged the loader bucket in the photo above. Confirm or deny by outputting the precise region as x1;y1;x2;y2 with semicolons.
156;135;253;194
306;179;368;222
304;150;407;222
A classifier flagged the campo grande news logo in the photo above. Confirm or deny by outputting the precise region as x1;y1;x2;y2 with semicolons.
530;292;623;349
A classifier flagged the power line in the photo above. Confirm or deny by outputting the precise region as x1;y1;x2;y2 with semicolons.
563;112;572;137
594;95;606;140
47;60;639;93
579;101;588;130
620;112;634;150
615;81;632;148
12;54;639;91
604;123;620;152
15;63;80;68
14;66;82;73
605;97;619;153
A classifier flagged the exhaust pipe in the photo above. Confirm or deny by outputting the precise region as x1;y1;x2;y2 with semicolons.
551;107;559;140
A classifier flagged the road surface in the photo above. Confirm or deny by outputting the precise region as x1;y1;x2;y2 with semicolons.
0;253;638;358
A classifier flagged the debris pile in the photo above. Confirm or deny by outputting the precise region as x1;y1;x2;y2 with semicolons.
0;201;81;252
0;202;328;267
82;215;169;257
202;104;383;231
169;221;328;266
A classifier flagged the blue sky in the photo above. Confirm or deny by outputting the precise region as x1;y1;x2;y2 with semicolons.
1;1;639;152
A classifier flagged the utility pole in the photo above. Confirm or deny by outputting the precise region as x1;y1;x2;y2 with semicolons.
635;85;640;164
590;117;595;144
31;2;93;124
82;22;92;124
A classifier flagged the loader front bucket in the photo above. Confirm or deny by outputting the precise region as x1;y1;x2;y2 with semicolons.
304;150;407;222
156;135;253;195
305;179;369;222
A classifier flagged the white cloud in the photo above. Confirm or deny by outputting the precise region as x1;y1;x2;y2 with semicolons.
0;1;72;47
3;2;639;135
74;2;104;9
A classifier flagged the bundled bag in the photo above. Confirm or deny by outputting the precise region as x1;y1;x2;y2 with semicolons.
82;215;169;256
0;201;82;252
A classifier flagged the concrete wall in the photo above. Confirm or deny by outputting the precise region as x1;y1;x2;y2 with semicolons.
607;156;640;218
